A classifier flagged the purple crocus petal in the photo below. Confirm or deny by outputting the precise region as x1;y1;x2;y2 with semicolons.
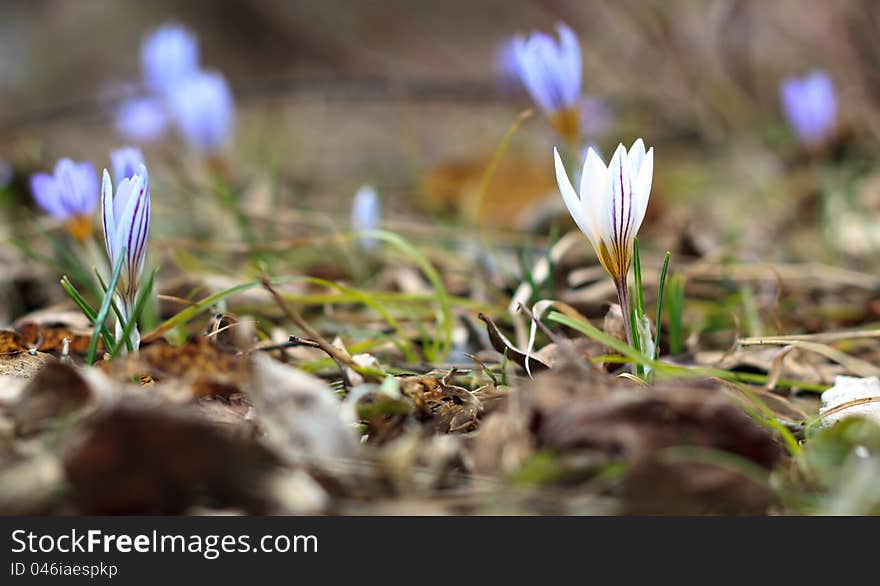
168;71;235;153
111;147;145;184
53;159;78;215
141;23;200;96
556;23;581;106
30;158;99;221
495;39;522;92
780;70;837;145
515;34;558;113
30;173;66;219
511;23;583;116
116;97;169;143
75;162;99;215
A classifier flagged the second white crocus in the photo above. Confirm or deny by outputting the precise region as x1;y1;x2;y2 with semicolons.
554;138;653;344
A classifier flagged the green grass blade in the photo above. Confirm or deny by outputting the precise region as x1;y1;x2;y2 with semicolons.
291;276;419;363
654;251;671;362
547;310;827;393
359;230;452;362
94;267;133;353
633;237;645;317
60;276;115;351
667;273;685;355
87;250;126;364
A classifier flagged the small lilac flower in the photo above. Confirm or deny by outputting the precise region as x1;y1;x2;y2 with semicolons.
30;159;99;239
512;23;582;142
141;23;200;96
115;97;169;143
351;185;380;251
101;164;150;350
111;147;145;185
780;70;838;146
168;71;235;153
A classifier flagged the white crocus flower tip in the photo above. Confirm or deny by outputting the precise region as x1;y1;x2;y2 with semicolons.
555;139;653;284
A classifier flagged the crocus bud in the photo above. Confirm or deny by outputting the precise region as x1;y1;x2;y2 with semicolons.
351;185;380;251
101;164;150;350
30;158;99;240
110;147;145;185
141;23;200;96
780;70;837;147
168;71;235;154
512;23;582;144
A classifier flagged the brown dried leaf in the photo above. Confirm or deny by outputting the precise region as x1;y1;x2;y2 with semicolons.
15;321;96;355
244;353;360;467
106;337;246;399
0;351;50;378
400;374;482;433
0;442;64;514
63;401;280;514
13;361;92;436
0;330;29;353
535;380;783;514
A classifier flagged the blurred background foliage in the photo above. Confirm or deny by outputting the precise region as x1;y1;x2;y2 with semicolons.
4;0;880;292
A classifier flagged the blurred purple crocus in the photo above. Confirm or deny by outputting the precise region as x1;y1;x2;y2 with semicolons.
169;71;235;153
115;97;169;143
351;185;380;251
111;147;145;185
512;23;582;143
780;71;838;146
30;159;99;239
101;164;150;350
141;23;200;96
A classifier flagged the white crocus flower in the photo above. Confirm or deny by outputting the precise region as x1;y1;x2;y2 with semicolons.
554;138;653;343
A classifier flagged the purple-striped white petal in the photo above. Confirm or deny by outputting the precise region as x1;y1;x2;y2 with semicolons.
101;163;150;303
554;138;653;282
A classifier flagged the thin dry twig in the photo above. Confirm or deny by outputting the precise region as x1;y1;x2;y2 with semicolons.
259;274;382;382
